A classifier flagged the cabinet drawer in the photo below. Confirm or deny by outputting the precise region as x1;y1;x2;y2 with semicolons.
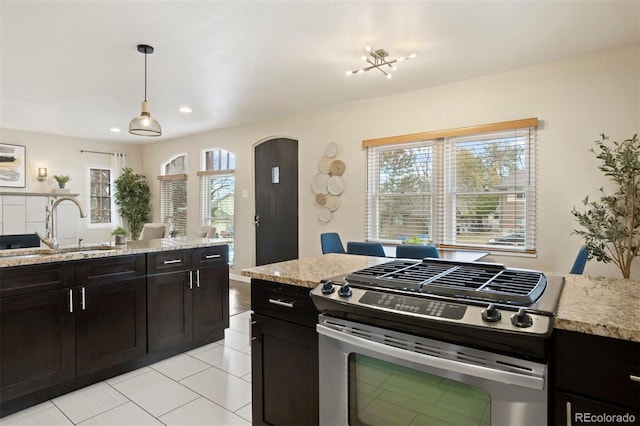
553;329;640;409
1;263;75;298
192;245;228;268
251;279;317;328
147;250;191;274
75;254;145;284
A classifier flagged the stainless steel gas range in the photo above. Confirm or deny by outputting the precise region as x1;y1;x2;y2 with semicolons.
310;258;564;426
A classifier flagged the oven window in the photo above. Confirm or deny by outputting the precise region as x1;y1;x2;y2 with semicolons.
348;354;491;425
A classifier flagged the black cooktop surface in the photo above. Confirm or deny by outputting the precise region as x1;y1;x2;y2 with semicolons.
343;258;547;306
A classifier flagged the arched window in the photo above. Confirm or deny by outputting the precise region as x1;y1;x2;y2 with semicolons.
199;149;235;263
158;154;187;237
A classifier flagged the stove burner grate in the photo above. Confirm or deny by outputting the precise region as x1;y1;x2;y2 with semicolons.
345;259;546;305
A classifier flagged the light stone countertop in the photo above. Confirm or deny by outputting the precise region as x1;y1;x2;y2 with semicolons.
555;274;640;342
243;254;640;342
241;253;390;288
0;237;232;268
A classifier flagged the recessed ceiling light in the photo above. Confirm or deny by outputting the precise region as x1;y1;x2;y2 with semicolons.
179;106;192;113
110;127;121;133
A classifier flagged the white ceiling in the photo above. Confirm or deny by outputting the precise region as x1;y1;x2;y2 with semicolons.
1;1;639;143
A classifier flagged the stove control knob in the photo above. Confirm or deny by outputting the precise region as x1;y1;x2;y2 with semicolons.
321;281;335;294
338;283;352;298
481;304;501;322
511;308;533;328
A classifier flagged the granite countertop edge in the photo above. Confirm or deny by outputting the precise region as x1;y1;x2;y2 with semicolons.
0;237;232;268
243;256;640;343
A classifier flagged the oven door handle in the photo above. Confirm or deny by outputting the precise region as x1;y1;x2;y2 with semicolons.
317;324;545;391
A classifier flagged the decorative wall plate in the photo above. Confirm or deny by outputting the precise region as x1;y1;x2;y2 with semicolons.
327;175;344;195
318;156;333;173
329;159;345;176
318;207;332;222
325;194;341;212
325;143;337;158
312;173;330;194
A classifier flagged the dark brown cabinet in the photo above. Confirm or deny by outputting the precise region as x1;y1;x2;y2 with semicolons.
552;329;640;425
1;245;229;417
75;255;146;375
147;246;229;353
0;262;76;402
251;279;319;426
0;255;145;403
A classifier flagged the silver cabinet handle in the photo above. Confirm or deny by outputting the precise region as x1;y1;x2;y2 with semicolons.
566;401;572;426
268;298;294;309
205;254;220;259
188;271;193;290
81;287;86;311
163;259;182;265
631;375;640;383
69;289;73;313
196;269;200;288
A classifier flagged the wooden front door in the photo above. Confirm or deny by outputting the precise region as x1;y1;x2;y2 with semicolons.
254;138;298;265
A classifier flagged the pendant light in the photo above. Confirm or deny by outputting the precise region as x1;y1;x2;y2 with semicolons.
129;44;162;136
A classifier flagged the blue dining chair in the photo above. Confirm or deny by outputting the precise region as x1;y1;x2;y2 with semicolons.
396;244;439;259
321;232;345;254
346;241;386;257
570;246;588;274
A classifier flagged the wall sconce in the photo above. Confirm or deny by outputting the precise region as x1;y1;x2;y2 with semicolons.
37;167;48;182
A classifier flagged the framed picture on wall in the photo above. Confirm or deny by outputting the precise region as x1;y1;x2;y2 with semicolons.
0;143;26;188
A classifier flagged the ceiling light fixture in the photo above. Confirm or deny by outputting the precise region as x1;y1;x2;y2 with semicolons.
129;44;162;137
345;46;416;79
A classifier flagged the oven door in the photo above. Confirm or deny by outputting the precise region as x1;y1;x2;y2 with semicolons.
317;315;548;426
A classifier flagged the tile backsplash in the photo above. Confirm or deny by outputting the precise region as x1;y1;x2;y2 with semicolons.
0;194;78;246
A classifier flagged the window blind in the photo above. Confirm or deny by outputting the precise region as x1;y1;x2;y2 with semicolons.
199;148;236;264
158;174;187;237
366;121;537;253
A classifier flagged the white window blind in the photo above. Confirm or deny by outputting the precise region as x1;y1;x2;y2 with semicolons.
366;121;537;253
158;174;187;237
199;148;236;263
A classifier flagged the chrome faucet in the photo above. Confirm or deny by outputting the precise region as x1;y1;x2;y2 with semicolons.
36;196;87;249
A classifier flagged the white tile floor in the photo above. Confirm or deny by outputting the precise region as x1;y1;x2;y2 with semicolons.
1;311;253;426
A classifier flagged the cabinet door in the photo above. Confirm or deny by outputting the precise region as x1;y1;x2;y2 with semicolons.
75;278;147;375
193;266;229;344
147;271;193;352
0;289;75;401
251;313;319;426
553;391;640;425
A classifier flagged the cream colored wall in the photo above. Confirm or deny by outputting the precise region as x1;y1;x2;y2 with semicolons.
0;128;144;244
140;43;639;279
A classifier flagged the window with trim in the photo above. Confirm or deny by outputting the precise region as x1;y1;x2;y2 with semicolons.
199;149;235;263
365;119;537;253
88;167;112;225
159;154;187;237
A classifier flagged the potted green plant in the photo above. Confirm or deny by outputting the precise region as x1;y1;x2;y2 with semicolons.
572;133;640;279
111;226;129;245
54;174;71;189
114;167;151;240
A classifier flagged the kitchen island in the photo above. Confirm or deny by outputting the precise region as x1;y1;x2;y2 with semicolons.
0;237;231;417
243;254;640;426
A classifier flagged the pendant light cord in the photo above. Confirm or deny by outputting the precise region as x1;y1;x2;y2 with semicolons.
144;52;148;102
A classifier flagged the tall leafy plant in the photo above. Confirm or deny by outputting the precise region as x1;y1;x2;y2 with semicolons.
572;134;640;279
114;167;151;240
